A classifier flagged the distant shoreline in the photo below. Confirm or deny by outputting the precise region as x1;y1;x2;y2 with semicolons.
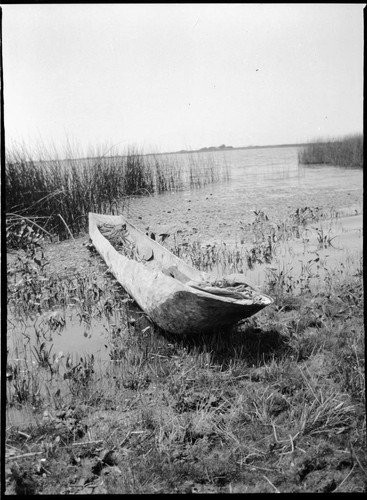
59;142;307;162
47;140;357;163
157;142;311;156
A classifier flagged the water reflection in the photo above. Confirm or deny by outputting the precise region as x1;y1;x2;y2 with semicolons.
7;146;363;364
238;213;362;290
125;147;362;243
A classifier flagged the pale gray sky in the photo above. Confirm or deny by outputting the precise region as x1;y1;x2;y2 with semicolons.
2;3;364;155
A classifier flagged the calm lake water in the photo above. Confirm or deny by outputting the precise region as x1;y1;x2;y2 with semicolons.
8;146;363;364
126;146;362;240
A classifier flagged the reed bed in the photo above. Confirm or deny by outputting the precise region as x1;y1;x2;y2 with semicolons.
5;140;364;493
298;134;363;168
5;145;231;243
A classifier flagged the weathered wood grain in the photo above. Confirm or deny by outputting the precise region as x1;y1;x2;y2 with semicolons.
89;213;273;334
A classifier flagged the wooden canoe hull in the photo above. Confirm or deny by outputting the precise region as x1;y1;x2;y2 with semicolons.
89;212;273;335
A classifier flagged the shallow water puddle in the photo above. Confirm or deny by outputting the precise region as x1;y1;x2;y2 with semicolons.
240;213;362;289
8;309;116;364
7;147;363;365
7;297;152;371
7;212;361;368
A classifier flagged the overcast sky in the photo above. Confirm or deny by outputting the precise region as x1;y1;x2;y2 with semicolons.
2;3;364;155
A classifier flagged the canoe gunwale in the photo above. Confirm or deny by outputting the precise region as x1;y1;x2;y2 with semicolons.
88;212;273;334
89;212;273;304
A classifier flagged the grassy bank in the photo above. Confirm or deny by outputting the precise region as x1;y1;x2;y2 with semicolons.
5;207;365;494
298;134;363;168
5;145;230;242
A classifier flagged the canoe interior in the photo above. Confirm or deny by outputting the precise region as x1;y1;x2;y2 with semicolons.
88;212;273;334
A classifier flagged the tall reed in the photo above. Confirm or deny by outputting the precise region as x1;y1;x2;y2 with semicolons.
298;134;363;168
6;144;230;243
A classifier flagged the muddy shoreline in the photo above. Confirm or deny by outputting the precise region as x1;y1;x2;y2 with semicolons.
7;183;361;278
125;183;362;245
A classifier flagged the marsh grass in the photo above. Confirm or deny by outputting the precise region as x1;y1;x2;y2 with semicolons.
5;203;365;494
298;134;363;168
6;145;230;244
168;206;339;278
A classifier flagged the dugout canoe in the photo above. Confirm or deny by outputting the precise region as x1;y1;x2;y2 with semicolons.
88;212;273;335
